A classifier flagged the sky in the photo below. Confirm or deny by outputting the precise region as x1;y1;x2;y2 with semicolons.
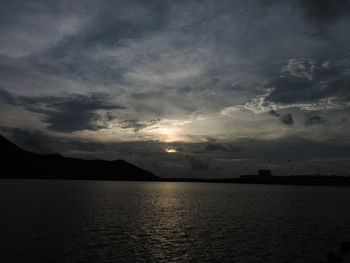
1;0;350;178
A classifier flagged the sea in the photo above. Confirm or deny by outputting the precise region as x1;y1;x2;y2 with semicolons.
0;180;349;263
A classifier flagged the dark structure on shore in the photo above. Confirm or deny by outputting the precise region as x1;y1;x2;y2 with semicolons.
237;169;350;186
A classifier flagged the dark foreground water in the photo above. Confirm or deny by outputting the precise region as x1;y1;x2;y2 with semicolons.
0;180;349;263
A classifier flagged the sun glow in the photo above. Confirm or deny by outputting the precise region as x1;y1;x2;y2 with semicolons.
144;120;192;142
155;127;181;142
165;148;177;153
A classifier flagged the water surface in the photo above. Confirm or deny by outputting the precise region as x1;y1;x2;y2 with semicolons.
0;180;349;262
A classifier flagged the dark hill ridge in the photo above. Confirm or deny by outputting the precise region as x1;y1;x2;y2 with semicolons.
0;135;159;181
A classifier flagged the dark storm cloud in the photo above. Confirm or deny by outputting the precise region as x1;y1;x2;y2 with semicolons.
27;0;169;82
0;0;169;39
293;0;350;36
265;58;350;104
268;110;280;117
305;115;327;126
35;93;124;132
189;158;209;171
120;119;159;132
268;110;294;126
0;90;124;132
0;0;171;90
6;128;107;155
236;136;350;159
120;119;148;132
297;0;350;23
0;89;15;104
257;0;280;6
204;143;242;153
281;113;294;125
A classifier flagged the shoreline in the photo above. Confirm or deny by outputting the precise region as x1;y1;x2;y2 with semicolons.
1;175;350;187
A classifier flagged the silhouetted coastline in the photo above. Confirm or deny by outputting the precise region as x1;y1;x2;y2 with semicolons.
1;134;350;186
161;175;350;186
0;135;158;181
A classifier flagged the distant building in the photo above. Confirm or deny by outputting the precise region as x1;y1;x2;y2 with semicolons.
258;170;272;176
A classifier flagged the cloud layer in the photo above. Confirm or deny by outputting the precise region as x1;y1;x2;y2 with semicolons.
1;0;350;176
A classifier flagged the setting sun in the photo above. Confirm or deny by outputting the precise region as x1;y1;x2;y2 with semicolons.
165;148;177;153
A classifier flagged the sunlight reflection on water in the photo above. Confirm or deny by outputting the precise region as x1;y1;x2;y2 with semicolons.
0;180;349;263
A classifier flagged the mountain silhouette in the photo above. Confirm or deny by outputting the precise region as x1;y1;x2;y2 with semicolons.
0;135;159;181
